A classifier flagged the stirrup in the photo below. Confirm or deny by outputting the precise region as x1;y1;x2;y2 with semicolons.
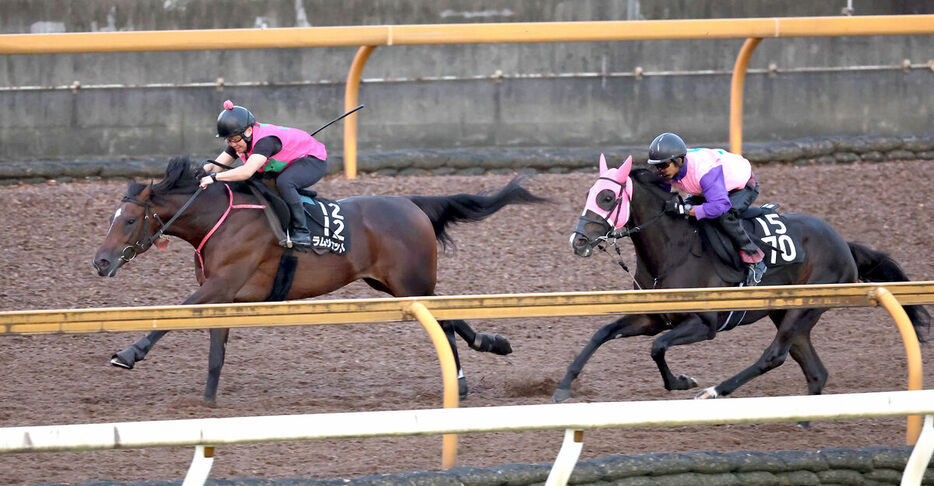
744;261;767;287
290;229;312;248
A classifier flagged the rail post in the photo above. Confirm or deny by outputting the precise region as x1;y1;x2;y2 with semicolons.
404;301;459;468
343;45;376;179
729;37;762;155
871;286;924;444
182;445;214;486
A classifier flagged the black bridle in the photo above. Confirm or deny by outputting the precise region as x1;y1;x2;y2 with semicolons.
573;177;677;293
118;187;204;263
571;176;627;247
574;176;668;249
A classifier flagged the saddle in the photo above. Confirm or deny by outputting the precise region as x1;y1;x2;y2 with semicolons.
243;177;350;255
693;202;805;284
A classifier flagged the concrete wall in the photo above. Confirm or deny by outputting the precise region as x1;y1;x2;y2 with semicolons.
1;1;932;167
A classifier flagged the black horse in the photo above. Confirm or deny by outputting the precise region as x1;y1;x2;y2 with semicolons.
555;154;929;402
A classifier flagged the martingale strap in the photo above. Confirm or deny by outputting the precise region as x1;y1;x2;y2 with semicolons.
196;184;266;277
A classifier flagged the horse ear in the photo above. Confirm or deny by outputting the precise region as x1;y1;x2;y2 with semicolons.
598;153;608;174
138;184;153;201
618;155;633;179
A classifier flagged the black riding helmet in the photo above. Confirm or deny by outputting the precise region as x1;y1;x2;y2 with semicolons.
216;100;256;138
647;132;687;165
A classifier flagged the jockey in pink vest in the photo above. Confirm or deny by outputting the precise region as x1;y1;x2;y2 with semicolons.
647;132;767;286
200;100;328;248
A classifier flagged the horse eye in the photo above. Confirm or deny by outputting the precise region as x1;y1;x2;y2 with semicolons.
126;218;136;225
596;189;617;211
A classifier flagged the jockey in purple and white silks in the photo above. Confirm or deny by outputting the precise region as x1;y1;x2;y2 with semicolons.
647;132;767;286
201;100;329;249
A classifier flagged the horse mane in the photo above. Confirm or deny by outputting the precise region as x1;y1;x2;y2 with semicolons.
155;156;204;195
628;167;672;200
127;156;204;199
128;156;253;200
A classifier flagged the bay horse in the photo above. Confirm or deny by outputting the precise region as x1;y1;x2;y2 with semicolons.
554;154;929;403
93;156;546;402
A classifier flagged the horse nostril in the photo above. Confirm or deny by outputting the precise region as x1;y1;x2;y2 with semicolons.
573;237;587;248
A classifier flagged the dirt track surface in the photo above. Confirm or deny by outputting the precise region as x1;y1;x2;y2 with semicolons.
0;160;931;485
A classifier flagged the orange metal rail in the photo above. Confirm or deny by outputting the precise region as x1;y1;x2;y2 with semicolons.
2;281;931;458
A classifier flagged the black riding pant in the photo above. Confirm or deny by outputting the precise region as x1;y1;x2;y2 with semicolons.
275;156;328;206
715;181;760;254
726;181;759;215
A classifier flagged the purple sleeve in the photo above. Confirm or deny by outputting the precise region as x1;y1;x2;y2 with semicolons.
694;166;732;219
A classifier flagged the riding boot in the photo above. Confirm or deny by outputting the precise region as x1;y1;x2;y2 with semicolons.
287;201;312;248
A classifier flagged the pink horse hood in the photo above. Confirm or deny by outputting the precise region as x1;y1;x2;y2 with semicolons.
583;153;634;229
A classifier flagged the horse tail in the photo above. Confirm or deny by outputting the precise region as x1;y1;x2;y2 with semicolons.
848;241;931;343
407;175;548;249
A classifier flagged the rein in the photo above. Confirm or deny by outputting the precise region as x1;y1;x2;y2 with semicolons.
596;209;665;291
575;171;678;292
594;209;674;329
610;210;665;239
120;182;267;279
595;194;671;291
119;187;204;263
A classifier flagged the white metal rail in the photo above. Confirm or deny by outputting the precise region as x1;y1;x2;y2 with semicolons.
2;389;933;486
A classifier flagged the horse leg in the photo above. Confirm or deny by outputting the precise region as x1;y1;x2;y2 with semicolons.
446;318;511;398
110;283;232;370
437;320;468;398
699;308;825;399
651;314;716;392
788;331;828;396
203;328;230;403
446;318;512;399
362;278;474;398
553;314;667;403
451;319;512;355
110;330;170;369
787;330;829;428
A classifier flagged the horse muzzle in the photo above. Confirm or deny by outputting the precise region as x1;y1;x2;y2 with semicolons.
570;213;609;257
92;253;126;277
569;231;595;257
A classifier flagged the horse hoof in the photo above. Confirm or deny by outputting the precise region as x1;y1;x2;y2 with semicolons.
552;387;572;403
682;375;699;389
471;333;513;355
110;355;133;370
458;377;468;399
668;374;698;390
490;334;513;355
695;386;719;399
